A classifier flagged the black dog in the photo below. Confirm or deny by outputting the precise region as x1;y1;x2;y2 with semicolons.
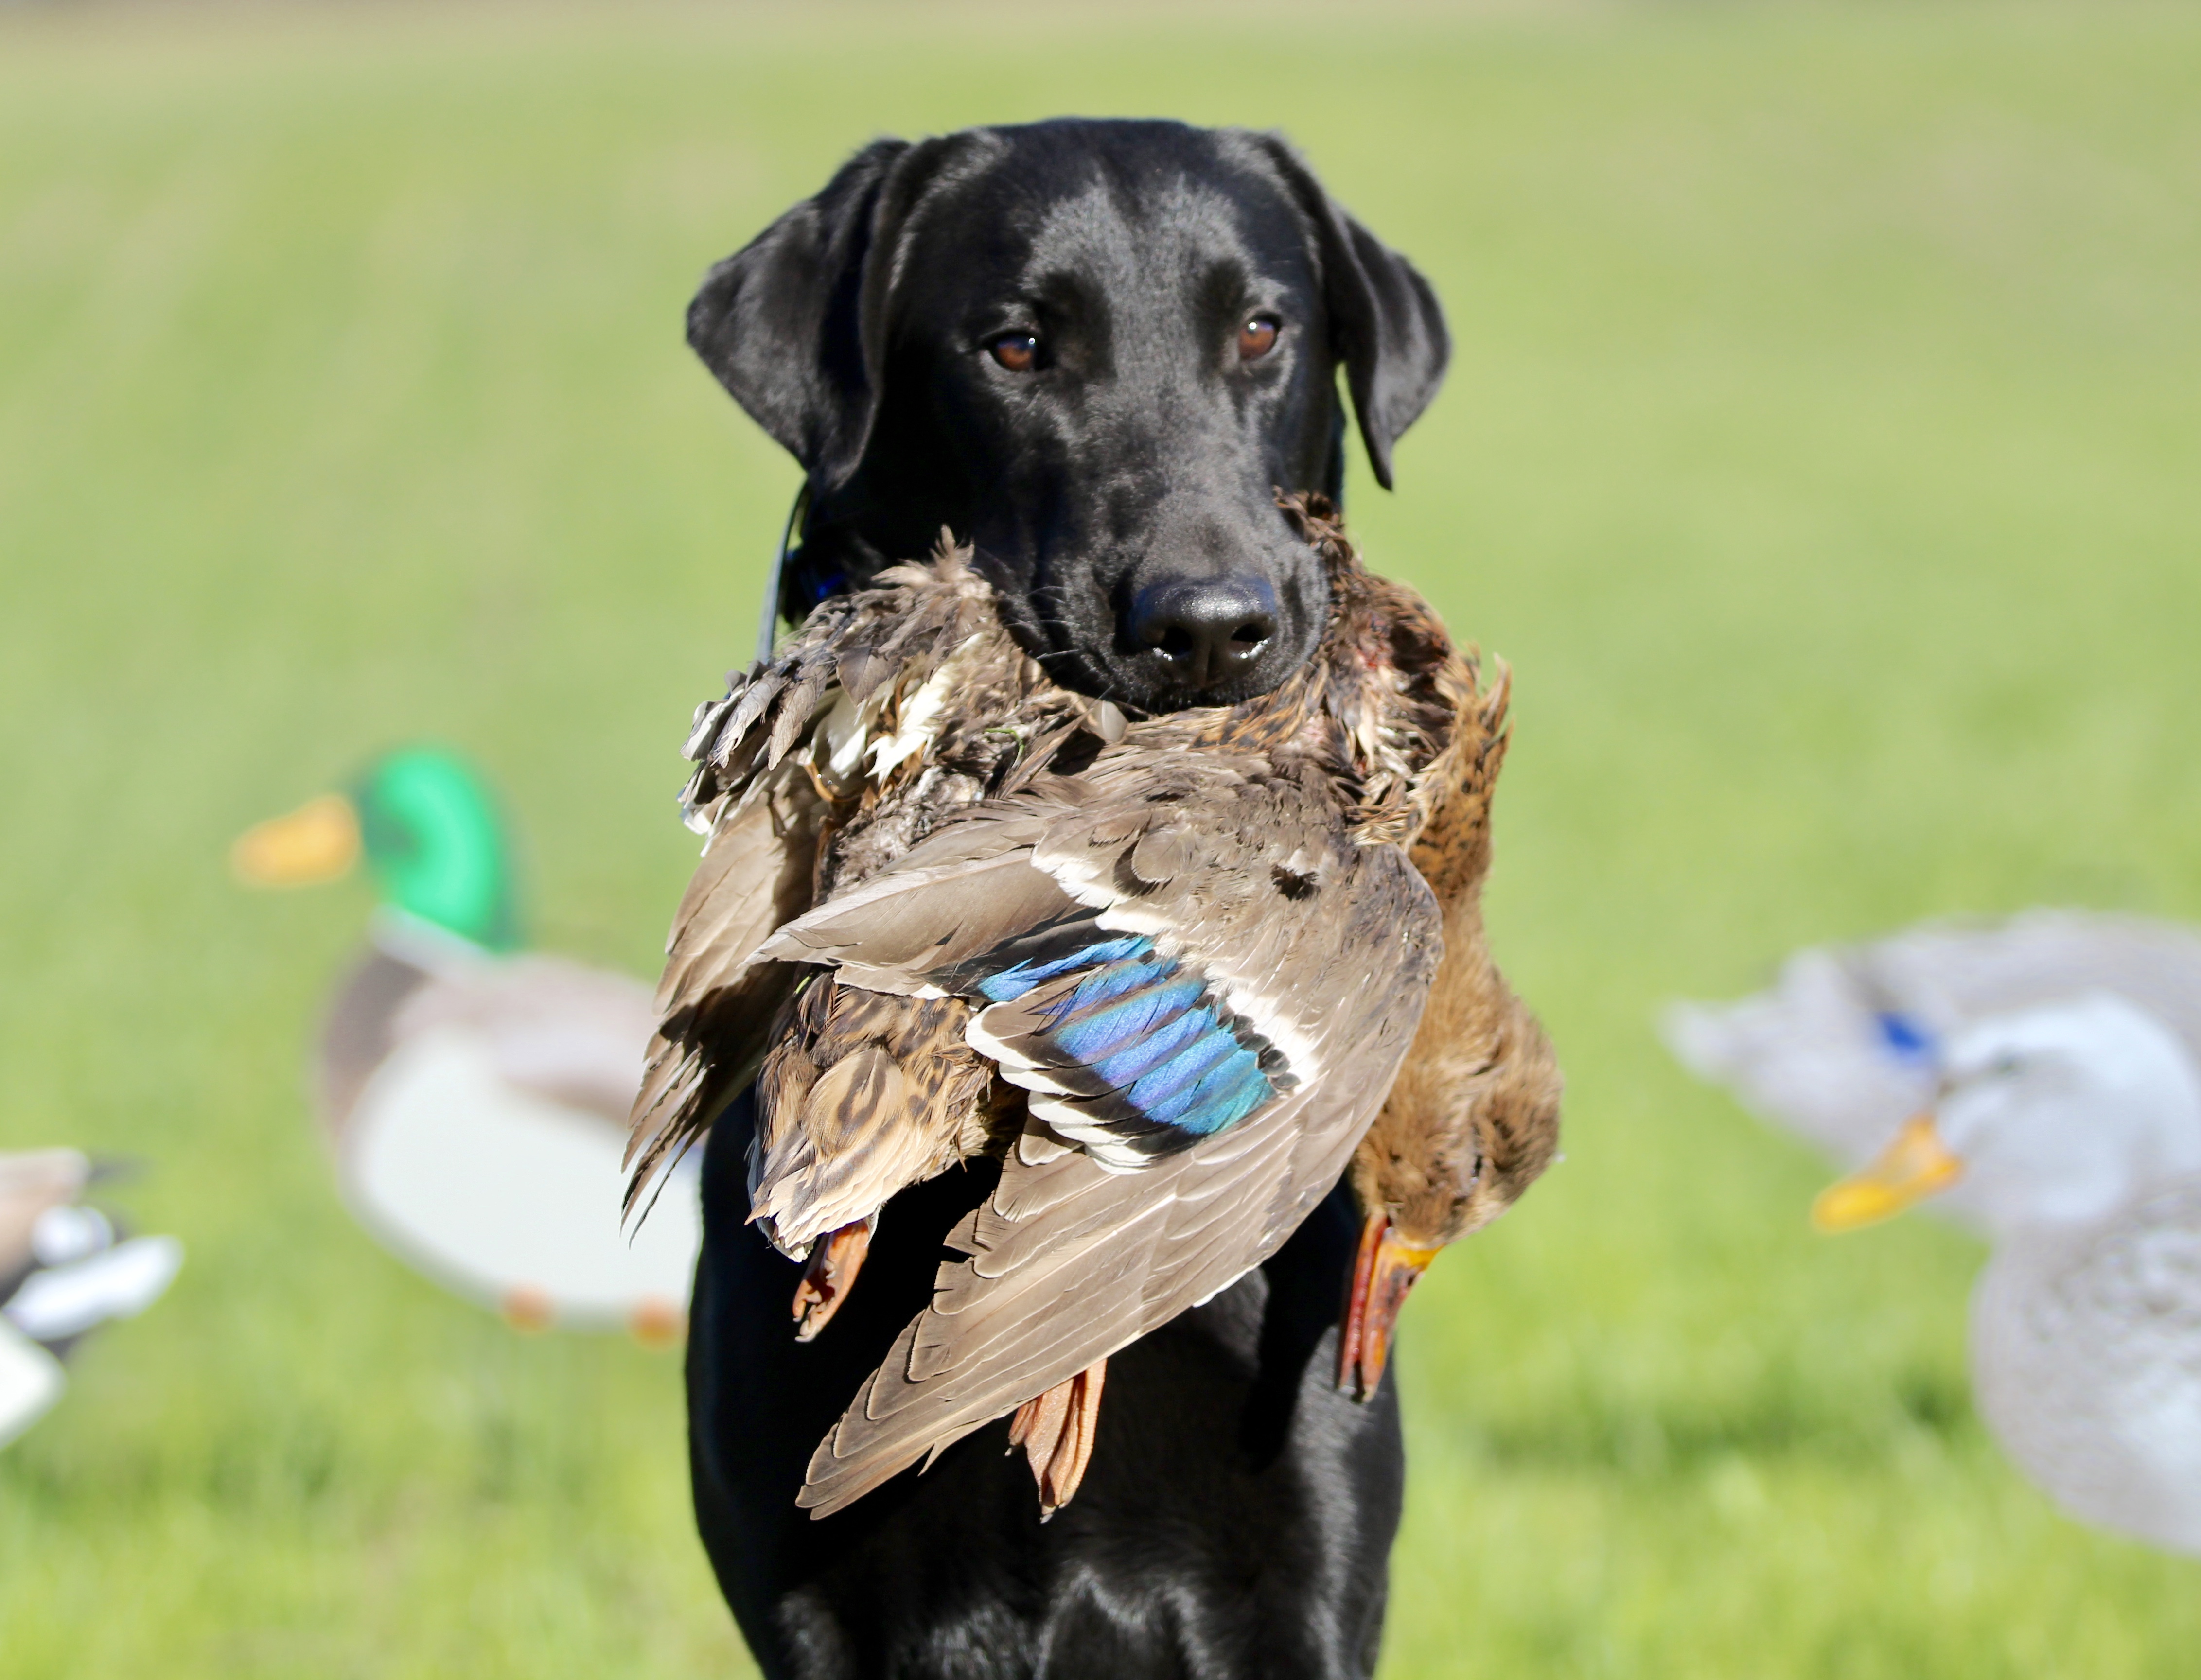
683;119;1450;1678
689;118;1447;711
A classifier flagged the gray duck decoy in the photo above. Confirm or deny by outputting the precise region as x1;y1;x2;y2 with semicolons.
1665;909;2201;1230
1811;995;2201;1554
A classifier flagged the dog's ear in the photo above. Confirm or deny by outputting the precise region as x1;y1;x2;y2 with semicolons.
1248;136;1450;491
687;137;953;492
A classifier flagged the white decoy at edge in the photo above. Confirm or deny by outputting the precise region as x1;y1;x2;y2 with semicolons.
1811;994;2201;1557
1;1149;184;1451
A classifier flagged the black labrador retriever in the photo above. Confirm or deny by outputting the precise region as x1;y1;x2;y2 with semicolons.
682;119;1450;1679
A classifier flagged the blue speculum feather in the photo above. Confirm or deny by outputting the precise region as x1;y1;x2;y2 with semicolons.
1052;958;1180;1018
1090;1006;1211;1085
1175;1051;1272;1136
969;929;1279;1141
1129;1033;1240;1121
976;934;1155;1002
1048;974;1205;1058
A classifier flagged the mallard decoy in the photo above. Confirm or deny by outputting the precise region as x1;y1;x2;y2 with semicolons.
1811;995;2201;1553
1665;910;2201;1230
1334;669;1564;1399
631;498;1503;1517
1;1150;183;1449
234;748;696;1339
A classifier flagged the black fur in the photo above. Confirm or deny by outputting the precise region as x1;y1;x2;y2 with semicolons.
690;1094;1406;1680
687;118;1448;713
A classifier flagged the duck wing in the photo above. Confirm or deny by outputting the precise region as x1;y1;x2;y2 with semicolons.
750;750;1442;1515
749;974;999;1258
625;543;1033;1208
624;766;829;1206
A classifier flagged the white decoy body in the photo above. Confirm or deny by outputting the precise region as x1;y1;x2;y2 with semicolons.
323;914;701;1336
1811;995;2201;1557
1971;1176;2201;1556
236;749;701;1339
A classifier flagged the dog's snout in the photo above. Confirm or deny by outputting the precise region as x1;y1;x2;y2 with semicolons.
1126;576;1280;695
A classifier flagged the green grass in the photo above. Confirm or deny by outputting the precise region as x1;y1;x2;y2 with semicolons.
3;3;2199;1674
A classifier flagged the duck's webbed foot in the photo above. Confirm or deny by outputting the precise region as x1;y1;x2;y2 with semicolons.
792;1215;876;1341
1007;1358;1108;1521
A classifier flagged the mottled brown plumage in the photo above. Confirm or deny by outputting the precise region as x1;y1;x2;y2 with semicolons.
625;546;1089;1208
627;498;1460;1216
1337;660;1564;1399
753;974;1003;1260
627;496;1536;1516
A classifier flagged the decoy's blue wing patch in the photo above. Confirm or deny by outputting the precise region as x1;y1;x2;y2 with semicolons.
956;919;1292;1168
1873;1009;1938;1067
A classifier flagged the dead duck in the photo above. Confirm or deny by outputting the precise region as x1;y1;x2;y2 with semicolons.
1335;667;1564;1400
658;506;1561;1678
632;500;1557;1521
234;748;695;1339
1;1150;183;1450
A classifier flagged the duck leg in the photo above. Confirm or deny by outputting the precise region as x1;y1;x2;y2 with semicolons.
1006;1358;1108;1520
792;1215;876;1342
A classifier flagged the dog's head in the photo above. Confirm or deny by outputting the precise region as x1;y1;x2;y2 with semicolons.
689;119;1448;713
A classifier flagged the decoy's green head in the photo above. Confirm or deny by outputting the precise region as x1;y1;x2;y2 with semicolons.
232;746;522;951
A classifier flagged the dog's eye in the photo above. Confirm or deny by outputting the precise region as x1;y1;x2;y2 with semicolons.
1237;315;1280;360
987;333;1039;372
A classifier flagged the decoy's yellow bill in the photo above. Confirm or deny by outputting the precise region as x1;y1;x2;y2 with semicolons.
1811;1114;1965;1232
230;793;362;887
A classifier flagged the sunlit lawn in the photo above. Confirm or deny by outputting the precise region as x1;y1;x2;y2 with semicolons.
2;3;2198;1675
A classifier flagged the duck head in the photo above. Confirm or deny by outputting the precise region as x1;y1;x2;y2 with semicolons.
1813;992;2201;1241
1337;984;1562;1400
232;747;521;953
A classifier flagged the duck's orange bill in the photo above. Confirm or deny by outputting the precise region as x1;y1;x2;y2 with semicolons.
231;793;361;886
1811;1115;1965;1233
1337;1211;1441;1401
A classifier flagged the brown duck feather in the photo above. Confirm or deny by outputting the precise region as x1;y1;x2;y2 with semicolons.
625;546;1085;1205
1333;653;1563;1400
628;496;1475;1516
1350;665;1563;1252
751;976;1000;1256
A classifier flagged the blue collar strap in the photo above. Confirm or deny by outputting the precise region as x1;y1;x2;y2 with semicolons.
756;481;810;665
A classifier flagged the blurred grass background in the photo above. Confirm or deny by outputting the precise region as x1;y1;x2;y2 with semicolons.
2;2;2198;1675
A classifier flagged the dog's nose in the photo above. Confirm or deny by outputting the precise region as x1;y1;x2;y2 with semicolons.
1126;577;1280;694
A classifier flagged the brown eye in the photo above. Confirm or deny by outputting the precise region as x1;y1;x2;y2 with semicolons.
988;332;1039;372
1237;315;1280;360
